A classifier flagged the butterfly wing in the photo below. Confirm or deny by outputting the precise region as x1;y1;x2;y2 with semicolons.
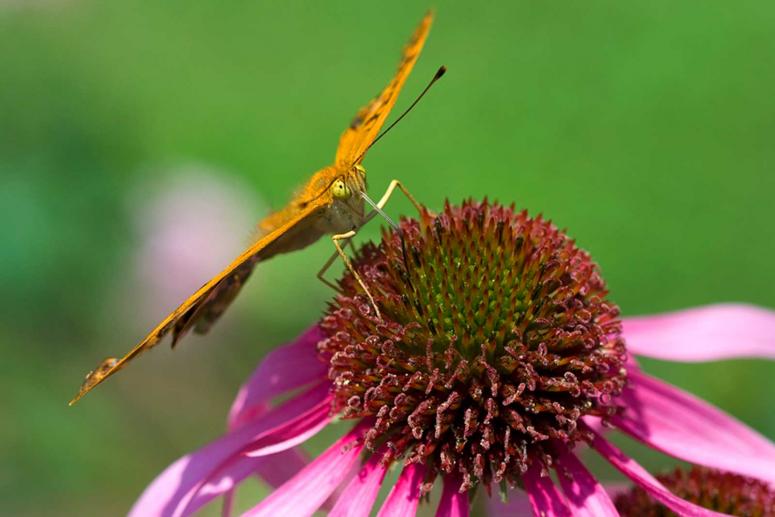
69;200;326;405
334;11;433;167
70;14;434;404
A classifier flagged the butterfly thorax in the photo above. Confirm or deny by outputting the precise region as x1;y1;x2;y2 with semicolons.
321;164;366;233
258;164;365;241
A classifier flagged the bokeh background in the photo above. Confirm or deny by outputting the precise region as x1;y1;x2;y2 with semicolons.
2;1;774;515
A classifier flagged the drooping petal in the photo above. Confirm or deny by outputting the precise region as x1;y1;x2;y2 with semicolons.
485;490;533;517
622;304;775;361
242;398;332;458
183;449;308;517
251;448;310;488
376;462;427;517
522;460;572;517
228;325;327;430
553;442;618;517
487;485;630;517
435;476;468;517
130;382;329;517
221;489;234;517
180;395;332;516
611;369;775;485
588;428;727;516
242;422;369;517
329;452;390;517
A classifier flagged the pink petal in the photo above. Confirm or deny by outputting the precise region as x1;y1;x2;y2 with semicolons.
376;463;427;517
228;325;327;430
611;369;775;485
221;490;234;517
242;398;332;458
622;304;775;361
242;422;369;517
130;382;329;517
252;447;310;488
588;427;727;516
522;460;572;517
185;450;307;516
487;485;630;517
435;476;468;517
184;390;331;514
485;491;533;517
181;397;332;515
552;442;618;517
329;453;390;517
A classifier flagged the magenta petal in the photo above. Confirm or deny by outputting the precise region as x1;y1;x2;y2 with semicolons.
622;304;775;361
485;491;533;517
488;485;629;517
553;442;618;517
130;382;329;517
522;460;572;517
242;422;368;517
228;325;327;430
184;450;305;517
181;390;332;515
376;463;427;517
242;398;332;458
612;369;775;485
328;453;389;517
221;489;234;517
435;476;468;517
252;447;310;488
588;428;726;516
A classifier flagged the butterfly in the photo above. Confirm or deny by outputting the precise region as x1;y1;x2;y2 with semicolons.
69;12;437;405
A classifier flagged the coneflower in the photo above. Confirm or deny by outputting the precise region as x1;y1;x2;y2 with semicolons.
131;200;775;516
614;466;775;517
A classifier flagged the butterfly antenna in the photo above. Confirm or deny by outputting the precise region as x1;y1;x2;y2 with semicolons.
353;65;447;165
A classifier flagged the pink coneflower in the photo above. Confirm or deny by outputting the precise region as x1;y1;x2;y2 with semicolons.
131;200;775;516
488;466;775;516
613;466;775;516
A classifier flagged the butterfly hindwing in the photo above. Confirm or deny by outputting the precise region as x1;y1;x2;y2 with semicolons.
69;200;325;404
70;12;434;404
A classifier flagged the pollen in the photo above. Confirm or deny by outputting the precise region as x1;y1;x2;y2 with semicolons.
318;200;628;491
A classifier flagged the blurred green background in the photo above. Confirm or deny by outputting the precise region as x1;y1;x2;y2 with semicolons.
2;1;774;515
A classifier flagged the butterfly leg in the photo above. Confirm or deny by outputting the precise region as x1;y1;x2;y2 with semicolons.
315;206;382;293
330;230;382;320
317;180;420;314
373;179;423;214
316;245;347;294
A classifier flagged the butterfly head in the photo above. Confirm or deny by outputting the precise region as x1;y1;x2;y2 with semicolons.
323;163;366;231
330;163;367;201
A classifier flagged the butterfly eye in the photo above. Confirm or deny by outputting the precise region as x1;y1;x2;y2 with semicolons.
332;179;350;199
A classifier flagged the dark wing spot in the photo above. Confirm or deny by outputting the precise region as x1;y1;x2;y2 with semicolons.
349;113;364;129
365;112;380;125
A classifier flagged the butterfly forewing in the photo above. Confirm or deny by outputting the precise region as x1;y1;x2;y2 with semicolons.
335;12;433;167
70;200;326;404
71;12;435;404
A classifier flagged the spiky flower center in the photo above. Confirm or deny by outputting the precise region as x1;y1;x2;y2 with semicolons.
615;466;775;516
318;200;627;490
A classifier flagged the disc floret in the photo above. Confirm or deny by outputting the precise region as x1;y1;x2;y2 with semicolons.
615;466;775;516
318;200;627;491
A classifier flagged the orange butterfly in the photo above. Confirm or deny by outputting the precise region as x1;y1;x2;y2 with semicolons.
70;12;438;405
